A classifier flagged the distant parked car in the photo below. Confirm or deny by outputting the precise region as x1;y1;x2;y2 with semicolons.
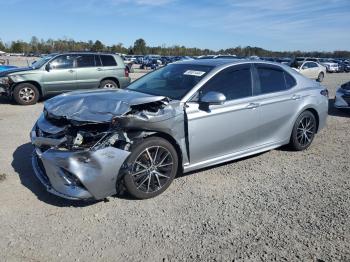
334;81;350;110
0;52;130;105
322;61;339;73
140;55;162;69
292;61;326;82
336;61;350;73
343;62;350;73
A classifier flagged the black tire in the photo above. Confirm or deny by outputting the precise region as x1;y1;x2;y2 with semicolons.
123;137;178;199
99;79;118;89
317;72;324;82
13;83;40;105
289;111;317;151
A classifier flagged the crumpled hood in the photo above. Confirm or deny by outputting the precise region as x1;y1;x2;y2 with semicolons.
44;89;167;123
0;67;33;77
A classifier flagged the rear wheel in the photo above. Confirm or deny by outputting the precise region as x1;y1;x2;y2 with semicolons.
13;83;40;105
317;72;324;82
289;111;317;151
123;137;178;199
100;79;118;89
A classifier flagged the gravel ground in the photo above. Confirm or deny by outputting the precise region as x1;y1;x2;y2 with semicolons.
0;73;349;262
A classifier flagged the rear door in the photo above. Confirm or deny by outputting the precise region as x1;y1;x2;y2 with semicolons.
75;54;101;89
41;54;77;93
251;64;300;145
100;54;119;77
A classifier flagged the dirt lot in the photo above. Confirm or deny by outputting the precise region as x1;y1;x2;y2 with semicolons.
0;73;349;261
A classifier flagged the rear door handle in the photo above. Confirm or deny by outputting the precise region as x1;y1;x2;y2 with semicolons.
97;68;103;71
246;103;260;109
68;69;74;73
292;94;301;100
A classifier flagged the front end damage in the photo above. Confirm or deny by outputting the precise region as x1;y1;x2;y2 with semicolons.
30;90;186;200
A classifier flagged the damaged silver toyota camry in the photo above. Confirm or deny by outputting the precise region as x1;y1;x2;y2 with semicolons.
30;59;328;200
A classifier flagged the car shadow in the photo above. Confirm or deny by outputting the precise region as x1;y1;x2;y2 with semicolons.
0;96;15;105
12;143;99;207
328;98;350;118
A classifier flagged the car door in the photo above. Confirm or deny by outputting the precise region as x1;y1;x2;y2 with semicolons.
100;54;120;79
308;62;320;79
75;54;101;89
41;54;77;93
251;64;300;145
185;64;262;165
300;62;314;78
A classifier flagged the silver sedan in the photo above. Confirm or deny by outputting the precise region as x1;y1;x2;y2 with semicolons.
30;59;329;200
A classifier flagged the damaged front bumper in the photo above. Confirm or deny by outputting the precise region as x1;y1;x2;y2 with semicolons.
30;127;130;200
0;77;11;96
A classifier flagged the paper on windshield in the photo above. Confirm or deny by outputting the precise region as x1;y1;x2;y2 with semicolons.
183;70;206;77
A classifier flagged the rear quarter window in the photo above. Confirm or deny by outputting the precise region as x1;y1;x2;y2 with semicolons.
284;72;296;89
100;55;117;66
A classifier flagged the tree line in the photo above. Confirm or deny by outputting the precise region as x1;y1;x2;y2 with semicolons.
0;36;349;58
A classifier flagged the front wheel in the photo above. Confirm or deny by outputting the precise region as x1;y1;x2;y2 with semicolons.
289;111;317;151
317;72;324;82
13;83;40;105
123;137;178;199
100;79;118;89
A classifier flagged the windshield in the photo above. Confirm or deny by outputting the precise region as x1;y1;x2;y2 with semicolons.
31;54;56;69
126;64;214;100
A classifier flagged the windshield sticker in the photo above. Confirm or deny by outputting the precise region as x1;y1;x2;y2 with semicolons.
183;70;206;77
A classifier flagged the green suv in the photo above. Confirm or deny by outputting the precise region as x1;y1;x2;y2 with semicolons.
0;53;131;105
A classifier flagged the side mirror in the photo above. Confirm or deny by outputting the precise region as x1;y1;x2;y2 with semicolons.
45;63;51;71
200;91;226;105
302;65;308;70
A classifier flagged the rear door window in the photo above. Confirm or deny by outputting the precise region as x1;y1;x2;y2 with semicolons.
284;73;296;89
255;66;287;94
76;54;95;68
100;55;117;66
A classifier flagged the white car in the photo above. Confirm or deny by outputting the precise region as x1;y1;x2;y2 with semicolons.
293;61;326;82
323;62;339;73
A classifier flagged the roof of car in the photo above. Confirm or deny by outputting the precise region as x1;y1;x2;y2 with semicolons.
174;58;288;68
55;52;119;56
175;58;247;67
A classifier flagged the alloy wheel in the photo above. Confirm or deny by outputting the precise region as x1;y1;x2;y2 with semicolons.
296;115;316;147
103;83;116;88
18;87;35;102
130;146;174;193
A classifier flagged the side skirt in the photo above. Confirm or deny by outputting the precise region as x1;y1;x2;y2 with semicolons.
183;140;288;173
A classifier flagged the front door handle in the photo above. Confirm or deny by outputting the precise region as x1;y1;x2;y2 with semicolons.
292;94;301;100
97;68;103;71
246;103;260;109
68;69;75;73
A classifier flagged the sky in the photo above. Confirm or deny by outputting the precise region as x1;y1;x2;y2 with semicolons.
1;0;350;51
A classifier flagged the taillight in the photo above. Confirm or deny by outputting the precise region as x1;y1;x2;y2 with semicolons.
124;68;129;77
320;89;329;97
